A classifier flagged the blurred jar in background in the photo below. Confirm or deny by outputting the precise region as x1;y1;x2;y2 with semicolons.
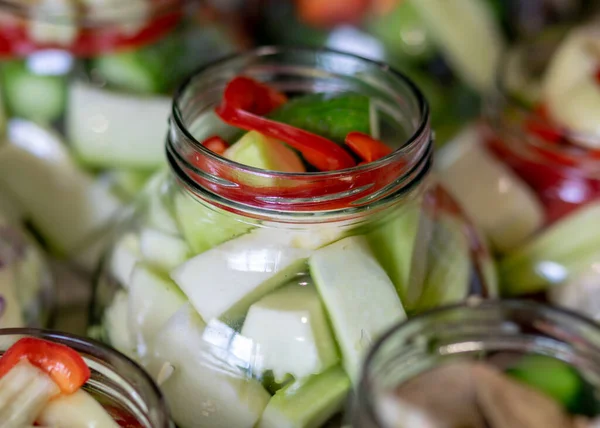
246;0;506;148
352;300;600;427
497;0;599;41
0;0;248;271
0;205;53;328
436;15;600;316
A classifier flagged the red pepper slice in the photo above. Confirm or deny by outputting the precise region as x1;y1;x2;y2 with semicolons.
216;77;356;171
345;131;393;163
223;76;288;116
201;136;229;155
296;0;370;28
0;338;90;394
524;104;564;144
595;67;600;85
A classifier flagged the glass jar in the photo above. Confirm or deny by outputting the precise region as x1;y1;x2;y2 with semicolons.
352;299;600;427
0;210;53;328
247;0;505;147
0;0;247;270
436;16;600;311
89;47;496;428
0;328;172;427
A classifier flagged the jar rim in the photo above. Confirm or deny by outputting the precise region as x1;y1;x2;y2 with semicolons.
169;46;432;215
489;23;600;162
0;0;185;27
358;299;600;427
0;328;171;428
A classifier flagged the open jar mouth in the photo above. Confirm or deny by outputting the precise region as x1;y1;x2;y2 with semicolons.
0;0;184;27
487;22;600;172
358;299;600;427
0;328;171;428
168;46;433;217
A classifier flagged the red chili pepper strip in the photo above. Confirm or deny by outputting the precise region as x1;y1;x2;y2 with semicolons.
223;76;288;116
217;104;356;171
524;104;564;144
595;67;600;85
202;136;229;155
0;338;90;394
345;132;393;163
216;77;356;171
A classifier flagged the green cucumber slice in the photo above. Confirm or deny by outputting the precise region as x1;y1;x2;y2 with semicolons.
102;290;136;359
148;304;271;428
257;366;351;428
506;355;581;410
408;0;505;92
67;81;171;170
0;120;123;256
0;61;67;124
170;229;311;322
0;267;25;328
412;214;472;313
269;93;373;144
366;0;436;61
91;51;164;95
37;390;118;428
366;203;421;303
224;131;305;173
127;264;186;360
139;228;190;273
309;236;406;382
437;126;544;253
500;201;600;295
240;284;339;382
173;191;253;255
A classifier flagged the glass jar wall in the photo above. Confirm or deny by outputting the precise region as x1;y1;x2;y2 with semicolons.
0;0;247;270
247;0;506;147
436;16;600;315
0;209;53;328
352;300;600;427
0;328;172;427
89;47;496;428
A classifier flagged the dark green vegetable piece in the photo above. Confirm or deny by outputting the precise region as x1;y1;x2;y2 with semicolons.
268;93;372;145
505;355;582;410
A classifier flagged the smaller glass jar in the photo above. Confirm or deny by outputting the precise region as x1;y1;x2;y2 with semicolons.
0;328;172;427
437;16;600;312
0;210;53;328
352;299;600;427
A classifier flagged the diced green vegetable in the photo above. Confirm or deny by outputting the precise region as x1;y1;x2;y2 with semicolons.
0;60;67;124
173;191;253;255
269;93;372;144
309;236;406;382
225;131;305;173
412;214;472;313
148;304;271;428
506;355;582;411
257;366;351;428
170;229;311;322
500;201;600;295
240;284;339;382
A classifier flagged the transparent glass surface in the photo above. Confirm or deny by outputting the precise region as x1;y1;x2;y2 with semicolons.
436;16;600;315
0;328;172;427
353;299;600;427
89;47;496;428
